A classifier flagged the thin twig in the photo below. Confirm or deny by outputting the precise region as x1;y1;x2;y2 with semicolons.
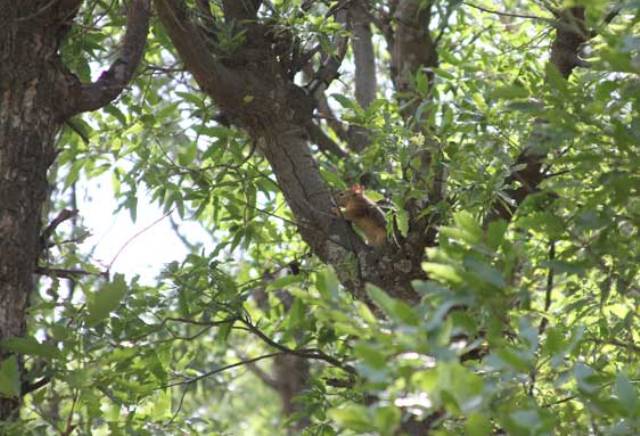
164;352;286;388
34;267;109;280
539;240;556;336
239;316;356;374
22;377;51;395
40;209;79;249
108;209;174;271
463;2;550;21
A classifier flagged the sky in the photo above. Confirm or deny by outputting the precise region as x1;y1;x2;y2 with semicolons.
77;173;213;284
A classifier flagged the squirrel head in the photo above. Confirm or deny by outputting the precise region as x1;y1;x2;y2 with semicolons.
350;184;364;195
335;184;366;206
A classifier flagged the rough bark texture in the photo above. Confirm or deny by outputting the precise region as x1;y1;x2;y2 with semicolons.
348;0;377;152
392;0;438;118
487;7;588;224
250;284;311;433
388;0;443;262
0;0;149;420
156;0;424;303
0;2;68;419
273;354;310;434
351;1;377;109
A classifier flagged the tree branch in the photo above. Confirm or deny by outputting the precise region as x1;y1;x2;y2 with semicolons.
486;7;589;224
164;352;285;388
350;0;376;109
221;0;261;21
157;0;422;303
348;0;376;151
463;2;550;22
62;0;152;117
238;316;356;375
39;209;78;251
307;122;348;158
306;7;350;94
21;377;50;395
391;0;438;109
34;267;109;280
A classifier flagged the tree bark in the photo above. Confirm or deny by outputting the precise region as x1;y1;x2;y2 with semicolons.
0;3;66;418
156;0;424;303
0;0;150;419
486;7;588;224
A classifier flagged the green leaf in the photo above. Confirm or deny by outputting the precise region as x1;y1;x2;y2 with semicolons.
494;348;532;372
103;104;127;125
454;211;483;245
366;284;419;325
365;284;396;317
545;63;569;94
491;85;529;100
266;274;304;291
463;257;506;289
486;220;507;251
328;405;375;432
0;356;20;398
286;298;306;332
316;267;340;300
396;208;409;237
422;263;464;285
471;93;487;112
331;94;357;110
1;337;60;359
615;372;639;416
86;274;128;327
354;343;387;370
373;406;401;436
466;413;491;435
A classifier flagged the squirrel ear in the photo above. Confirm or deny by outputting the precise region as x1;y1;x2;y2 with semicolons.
351;184;363;193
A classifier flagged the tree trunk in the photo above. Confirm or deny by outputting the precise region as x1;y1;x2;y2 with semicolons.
0;4;66;419
0;24;61;418
0;0;150;419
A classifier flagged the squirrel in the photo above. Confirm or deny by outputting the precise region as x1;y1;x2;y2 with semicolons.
332;184;387;247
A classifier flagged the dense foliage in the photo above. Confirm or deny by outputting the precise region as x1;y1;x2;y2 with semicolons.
2;0;640;434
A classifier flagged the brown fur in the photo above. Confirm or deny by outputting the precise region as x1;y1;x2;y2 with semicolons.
333;185;387;247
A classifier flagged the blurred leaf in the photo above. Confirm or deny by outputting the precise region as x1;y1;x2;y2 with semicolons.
0;356;20;398
86;274;128;326
615;372;639;416
1;337;61;359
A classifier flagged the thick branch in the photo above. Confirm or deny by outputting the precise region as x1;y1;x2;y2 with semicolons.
62;0;151;117
391;0;438;105
388;1;443;254
307;122;348;158
157;0;422;303
487;7;588;223
550;7;588;78
350;0;376;108
306;8;349;93
348;0;377;152
222;0;261;21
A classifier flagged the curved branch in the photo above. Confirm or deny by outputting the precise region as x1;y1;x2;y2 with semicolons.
463;2;550;21
391;0;438;103
348;0;376;152
486;7;589;224
156;0;422;303
222;0;261;21
164;352;285;388
307;122;348;158
306;8;349;93
61;0;152;117
350;0;376;109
